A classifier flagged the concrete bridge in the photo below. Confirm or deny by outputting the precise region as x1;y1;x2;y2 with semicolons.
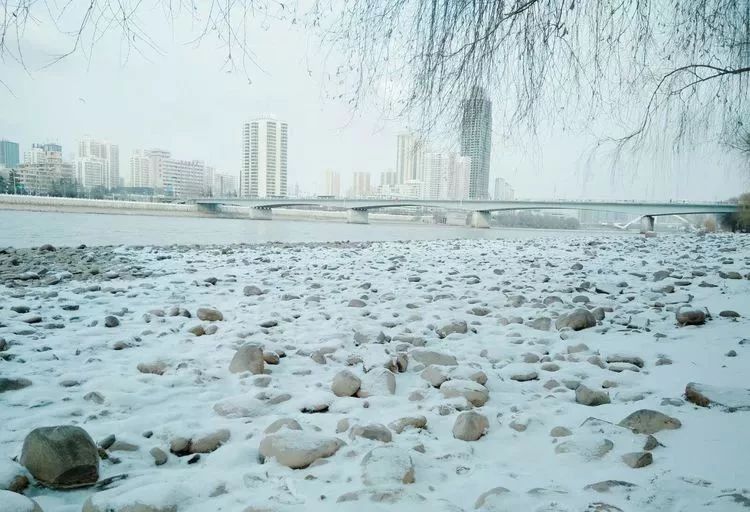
194;197;737;230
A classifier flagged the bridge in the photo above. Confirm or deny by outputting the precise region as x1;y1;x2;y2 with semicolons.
194;197;737;231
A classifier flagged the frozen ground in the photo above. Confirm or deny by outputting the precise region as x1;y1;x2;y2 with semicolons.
1;234;749;512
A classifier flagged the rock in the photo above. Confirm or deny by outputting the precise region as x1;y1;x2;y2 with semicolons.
189;429;230;454
0;460;29;493
356;368;396;397
685;382;750;411
20;314;42;324
388;416;427;434
188;325;205;336
621;451;653;468
103;315;119;328
243;285;264;296
555;437;614;460
0;377;32;393
606;354;644;368
98;435;116;450
409;348;458;366
262;351;280;364
575;385;611;406
213;396;265;418
556;308;597;331
0;491;43;512
452;412;489;441
361;446;415;486
137;361;167;376
436;320;468;339
643;435;661;451
348;299;367;308
617;409;681;434
169;437;191;456
11;305;30;313
719;310;740;318
350;424;392;443
675;306;705;326
331;370;361;397
258;431;344;469
83;391;105;404
584;480;637;493
336;419;350;433
511;371;538;382
150;447;168;466
259;319;278;328
229;344;265;375
196;307;223;321
440;379;489;406
474;487;511;509
421;365;449;387
264;418;302;434
81;483;181;512
528;317;552;331
20;425;99;488
550;426;572;437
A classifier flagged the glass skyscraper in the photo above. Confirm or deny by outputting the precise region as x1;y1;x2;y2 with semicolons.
0;139;20;168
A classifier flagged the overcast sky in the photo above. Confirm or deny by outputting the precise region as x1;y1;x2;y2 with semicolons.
1;3;748;201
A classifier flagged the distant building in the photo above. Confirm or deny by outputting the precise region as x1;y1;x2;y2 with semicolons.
76;157;109;189
396;179;425;200
213;172;238;196
129;149;153;188
493;177;515;200
323;169;341;197
161;158;206;198
352;171;371;198
423;152;470;200
0;139;20;168
460;86;492;199
16;143;75;195
78;137;119;189
241;118;288;197
380;170;397;187
396;132;425;184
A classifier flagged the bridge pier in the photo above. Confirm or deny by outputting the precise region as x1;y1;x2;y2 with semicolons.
640;215;655;233
470;211;492;229
249;207;273;220
347;209;369;224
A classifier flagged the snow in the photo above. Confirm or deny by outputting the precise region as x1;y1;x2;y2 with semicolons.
1;233;749;511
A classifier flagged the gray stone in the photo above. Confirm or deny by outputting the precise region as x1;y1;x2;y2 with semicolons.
618;409;681;434
331;370;361;397
436;320;468;339
259;431;344;469
243;285;264;296
229;344;265;374
104;315;120;328
196;307;223;321
150;447;168;466
421;365;449;387
440;379;489;406
550;426;572;437
137;361;167;375
606;354;644;368
621;451;653;468
575;384;611;406
584;480;637;493
361;446;415;486
719;310;740;318
348;299;367;308
685;382;750;411
409;348;458;366
474;487;511;509
350;423;392;443
511;371;538;382
20;425;99;488
556;308;597;331
356;368;396;397
388;416;427;434
190;429;230;453
675;306;705;326
264;418;302;434
452;411;489;441
0;377;32;393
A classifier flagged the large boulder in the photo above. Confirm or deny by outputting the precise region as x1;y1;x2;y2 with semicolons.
20;426;99;488
617;409;681;434
356;368;396;398
436;321;468;339
0;491;43;512
575;384;611;406
440;379;489;407
675;306;705;326
452;411;489;441
361;446;415;486
259;431;344;469
409;349;458;367
331;370;361;397
196;307;223;321
555;308;596;331
229;344;264;374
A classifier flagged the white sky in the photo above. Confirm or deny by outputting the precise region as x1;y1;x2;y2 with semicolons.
1;3;748;200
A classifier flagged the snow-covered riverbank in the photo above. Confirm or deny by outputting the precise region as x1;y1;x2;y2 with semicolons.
2;234;749;512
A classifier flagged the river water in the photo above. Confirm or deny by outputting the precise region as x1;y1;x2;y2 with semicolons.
0;210;631;247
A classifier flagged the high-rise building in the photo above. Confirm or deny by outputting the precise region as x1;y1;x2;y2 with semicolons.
17;143;75;194
423;152;470;200
460;86;492;199
493;177;515;200
323;169;341;197
0;139;20;168
161;158;206;197
352;171;371;198
396;132;425;184
129;149;153;188
78;137;119;189
213;172;238;196
241;118;288;197
76;157;109;189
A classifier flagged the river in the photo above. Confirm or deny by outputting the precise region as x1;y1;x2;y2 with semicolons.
0;210;631;247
